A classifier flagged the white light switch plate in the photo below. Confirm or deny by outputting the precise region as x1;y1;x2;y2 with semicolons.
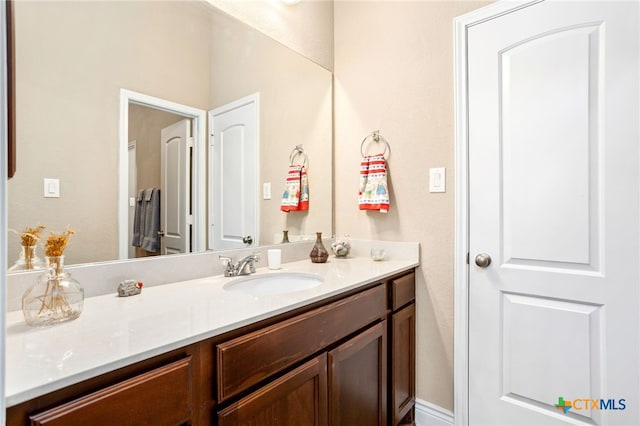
263;182;272;200
429;168;446;193
44;178;60;198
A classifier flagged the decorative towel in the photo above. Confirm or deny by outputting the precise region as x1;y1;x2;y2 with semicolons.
140;188;161;252
131;189;146;248
359;154;389;213
281;165;309;212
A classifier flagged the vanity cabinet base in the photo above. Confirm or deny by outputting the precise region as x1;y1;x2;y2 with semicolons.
7;269;416;426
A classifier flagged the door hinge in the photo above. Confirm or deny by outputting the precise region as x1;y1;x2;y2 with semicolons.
187;215;193;225
188;137;194;148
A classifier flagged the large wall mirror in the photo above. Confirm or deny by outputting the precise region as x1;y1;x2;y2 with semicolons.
7;0;333;269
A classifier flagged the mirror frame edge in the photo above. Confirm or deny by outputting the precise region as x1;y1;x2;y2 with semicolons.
6;0;14;179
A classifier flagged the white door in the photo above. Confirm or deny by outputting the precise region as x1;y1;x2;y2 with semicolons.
209;93;258;249
161;119;191;255
467;1;638;425
127;141;137;258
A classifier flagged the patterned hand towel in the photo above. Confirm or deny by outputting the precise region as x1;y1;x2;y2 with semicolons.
359;154;389;213
281;165;309;212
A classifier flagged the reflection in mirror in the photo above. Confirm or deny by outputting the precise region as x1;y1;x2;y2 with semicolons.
8;0;332;269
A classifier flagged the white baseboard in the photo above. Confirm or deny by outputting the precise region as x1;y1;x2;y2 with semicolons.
414;398;454;426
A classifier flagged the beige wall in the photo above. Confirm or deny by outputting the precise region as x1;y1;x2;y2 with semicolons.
334;0;491;410
208;0;334;70
8;1;212;265
209;10;333;244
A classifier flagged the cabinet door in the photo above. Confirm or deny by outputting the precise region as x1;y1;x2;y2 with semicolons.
218;354;328;426
29;357;193;426
328;321;387;426
391;304;415;425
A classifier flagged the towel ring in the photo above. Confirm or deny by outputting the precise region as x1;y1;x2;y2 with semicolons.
289;145;309;168
360;130;390;158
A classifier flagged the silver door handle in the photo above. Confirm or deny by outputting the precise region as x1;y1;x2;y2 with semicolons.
157;230;165;238
242;236;253;245
475;253;491;268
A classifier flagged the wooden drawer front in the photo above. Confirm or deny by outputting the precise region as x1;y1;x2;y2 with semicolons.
390;272;415;311
29;357;192;426
217;284;386;402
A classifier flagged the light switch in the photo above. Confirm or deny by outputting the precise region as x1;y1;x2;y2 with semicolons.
429;168;446;193
43;178;60;198
263;182;272;200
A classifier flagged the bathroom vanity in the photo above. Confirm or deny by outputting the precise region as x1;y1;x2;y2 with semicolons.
5;251;417;426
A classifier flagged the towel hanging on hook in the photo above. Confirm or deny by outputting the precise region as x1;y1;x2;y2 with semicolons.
281;145;309;212
359;131;390;213
360;130;390;158
289;144;309;168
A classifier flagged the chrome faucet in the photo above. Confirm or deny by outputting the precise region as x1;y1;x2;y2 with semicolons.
219;254;261;277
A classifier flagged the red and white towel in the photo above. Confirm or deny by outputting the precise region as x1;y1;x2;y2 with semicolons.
281;165;309;212
359;154;389;213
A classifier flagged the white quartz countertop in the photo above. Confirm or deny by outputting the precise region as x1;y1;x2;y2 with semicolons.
5;256;418;407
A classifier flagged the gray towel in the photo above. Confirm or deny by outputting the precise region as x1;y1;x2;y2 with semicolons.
141;188;161;252
131;189;146;247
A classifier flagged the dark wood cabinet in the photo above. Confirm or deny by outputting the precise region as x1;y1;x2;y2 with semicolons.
329;321;387;426
29;357;193;426
7;269;416;426
388;272;416;425
391;304;416;424
218;354;328;426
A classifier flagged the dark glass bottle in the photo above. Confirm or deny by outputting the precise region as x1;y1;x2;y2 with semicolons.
310;232;329;263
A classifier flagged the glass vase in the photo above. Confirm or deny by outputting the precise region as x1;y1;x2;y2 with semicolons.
9;245;44;271
22;256;84;327
309;232;329;263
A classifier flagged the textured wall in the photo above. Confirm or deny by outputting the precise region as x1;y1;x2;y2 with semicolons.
334;0;491;410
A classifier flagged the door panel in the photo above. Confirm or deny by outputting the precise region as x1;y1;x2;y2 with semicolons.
218;354;328;426
501;25;598;267
209;94;258;249
161;119;191;255
467;1;638;424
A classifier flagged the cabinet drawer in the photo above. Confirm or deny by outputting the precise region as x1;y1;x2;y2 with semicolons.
217;284;386;401
29;357;192;426
390;272;415;311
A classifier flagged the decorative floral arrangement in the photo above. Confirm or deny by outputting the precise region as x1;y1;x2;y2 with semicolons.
9;225;46;270
15;224;46;247
22;226;83;327
44;227;75;257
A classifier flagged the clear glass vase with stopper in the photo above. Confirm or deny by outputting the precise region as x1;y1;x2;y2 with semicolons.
9;245;44;271
22;255;84;327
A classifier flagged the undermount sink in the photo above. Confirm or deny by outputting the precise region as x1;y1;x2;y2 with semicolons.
223;272;324;295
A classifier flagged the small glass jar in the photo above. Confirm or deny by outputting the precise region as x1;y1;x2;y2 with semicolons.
22;256;84;327
331;235;351;258
9;245;44;271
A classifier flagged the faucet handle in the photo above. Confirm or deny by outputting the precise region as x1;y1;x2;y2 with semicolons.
219;255;233;265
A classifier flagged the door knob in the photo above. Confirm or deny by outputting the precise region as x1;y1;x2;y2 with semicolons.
157;230;165;237
242;236;253;245
475;253;491;268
